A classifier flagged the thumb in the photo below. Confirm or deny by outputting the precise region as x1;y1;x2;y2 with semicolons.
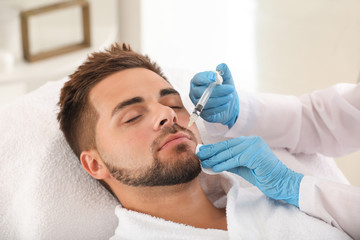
216;63;234;86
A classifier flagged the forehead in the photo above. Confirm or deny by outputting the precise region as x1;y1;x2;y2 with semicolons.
89;68;172;113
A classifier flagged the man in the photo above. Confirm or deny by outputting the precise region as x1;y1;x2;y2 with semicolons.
57;43;349;239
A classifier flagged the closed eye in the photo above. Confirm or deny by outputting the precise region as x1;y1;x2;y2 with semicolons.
170;106;182;109
125;115;142;123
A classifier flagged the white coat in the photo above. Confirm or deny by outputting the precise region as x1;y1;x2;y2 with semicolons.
204;83;360;239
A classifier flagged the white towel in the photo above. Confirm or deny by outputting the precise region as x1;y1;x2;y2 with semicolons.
0;79;118;240
110;172;351;240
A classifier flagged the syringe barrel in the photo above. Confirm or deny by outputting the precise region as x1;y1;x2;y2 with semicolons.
188;70;223;128
196;82;217;110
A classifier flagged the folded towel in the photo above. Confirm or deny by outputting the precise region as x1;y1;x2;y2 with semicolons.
0;79;118;240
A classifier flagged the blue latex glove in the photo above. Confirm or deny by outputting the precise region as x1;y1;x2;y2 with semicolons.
189;63;239;129
197;136;304;207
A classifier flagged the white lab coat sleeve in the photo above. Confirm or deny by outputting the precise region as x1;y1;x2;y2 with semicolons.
203;83;360;238
299;176;360;239
206;83;360;157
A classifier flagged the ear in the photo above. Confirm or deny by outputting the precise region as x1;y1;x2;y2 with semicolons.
80;150;110;180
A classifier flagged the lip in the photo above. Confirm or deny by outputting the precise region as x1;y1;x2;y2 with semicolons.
158;132;191;151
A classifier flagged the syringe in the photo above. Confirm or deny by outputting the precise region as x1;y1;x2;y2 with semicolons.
188;70;223;127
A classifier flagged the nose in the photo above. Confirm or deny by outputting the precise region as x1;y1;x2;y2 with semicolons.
153;105;178;131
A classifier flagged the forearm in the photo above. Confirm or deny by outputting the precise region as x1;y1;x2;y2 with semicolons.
208;83;360;157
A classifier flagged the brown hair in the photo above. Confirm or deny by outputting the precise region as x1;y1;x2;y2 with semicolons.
57;42;167;158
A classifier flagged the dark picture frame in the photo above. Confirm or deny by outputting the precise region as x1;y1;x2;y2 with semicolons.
20;0;91;62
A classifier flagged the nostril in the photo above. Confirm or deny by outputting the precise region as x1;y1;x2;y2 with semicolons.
160;119;167;126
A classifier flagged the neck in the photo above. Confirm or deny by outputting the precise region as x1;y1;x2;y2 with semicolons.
112;178;227;230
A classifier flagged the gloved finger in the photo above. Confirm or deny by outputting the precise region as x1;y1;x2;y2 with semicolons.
197;144;216;160
190;84;234;99
210;85;235;97
206;139;256;167
190;71;216;86
202;113;226;123
205;141;257;171
228;167;256;185
231;137;272;170
189;93;197;105
190;89;233;110
197;137;246;160
216;63;234;86
199;136;268;171
201;103;230;117
190;85;207;99
201;156;237;170
189;94;230;109
203;95;233;110
201;159;217;169
211;158;240;172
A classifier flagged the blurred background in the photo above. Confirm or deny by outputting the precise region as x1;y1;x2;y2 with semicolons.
0;0;359;185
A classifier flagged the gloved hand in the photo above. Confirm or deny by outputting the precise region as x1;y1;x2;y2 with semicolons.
189;63;239;129
197;136;304;207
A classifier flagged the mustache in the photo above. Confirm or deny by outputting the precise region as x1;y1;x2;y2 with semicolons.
150;123;197;153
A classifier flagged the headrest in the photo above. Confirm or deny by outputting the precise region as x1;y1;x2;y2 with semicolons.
0;79;119;239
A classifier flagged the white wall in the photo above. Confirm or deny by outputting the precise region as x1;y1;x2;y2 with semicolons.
140;0;258;91
134;0;360;93
255;0;360;95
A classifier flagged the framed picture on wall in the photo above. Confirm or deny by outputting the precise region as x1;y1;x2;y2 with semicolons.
20;0;91;62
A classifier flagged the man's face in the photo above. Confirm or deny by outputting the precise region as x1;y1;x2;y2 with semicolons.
89;68;202;187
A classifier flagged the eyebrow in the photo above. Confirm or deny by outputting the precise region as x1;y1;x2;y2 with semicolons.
160;88;180;97
110;88;180;118
111;97;144;118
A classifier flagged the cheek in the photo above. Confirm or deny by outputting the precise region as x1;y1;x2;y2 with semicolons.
97;125;153;169
189;124;202;144
127;129;151;148
119;128;153;164
176;113;190;128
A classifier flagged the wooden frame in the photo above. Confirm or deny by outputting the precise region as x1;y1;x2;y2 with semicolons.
20;0;91;62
